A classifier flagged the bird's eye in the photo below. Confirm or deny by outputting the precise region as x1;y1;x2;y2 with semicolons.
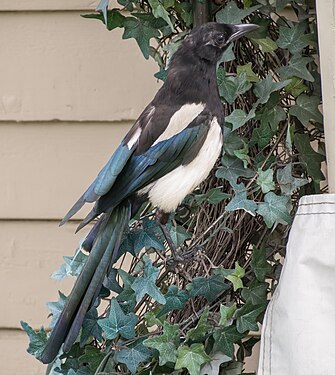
215;34;225;46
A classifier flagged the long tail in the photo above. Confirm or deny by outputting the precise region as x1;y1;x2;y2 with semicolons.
40;201;131;364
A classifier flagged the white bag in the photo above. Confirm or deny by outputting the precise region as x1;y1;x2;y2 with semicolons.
258;194;335;375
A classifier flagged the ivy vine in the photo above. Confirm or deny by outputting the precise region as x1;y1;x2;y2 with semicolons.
22;1;325;374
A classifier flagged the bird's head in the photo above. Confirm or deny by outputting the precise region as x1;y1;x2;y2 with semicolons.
185;22;259;63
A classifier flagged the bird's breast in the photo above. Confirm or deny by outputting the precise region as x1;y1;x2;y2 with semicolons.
145;117;223;212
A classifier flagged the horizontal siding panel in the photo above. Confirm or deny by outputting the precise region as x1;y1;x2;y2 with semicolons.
0;0;99;11
0;121;131;220
0;329;45;375
0;221;82;329
0;11;160;121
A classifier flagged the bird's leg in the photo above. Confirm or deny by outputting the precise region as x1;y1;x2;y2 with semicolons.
155;209;183;262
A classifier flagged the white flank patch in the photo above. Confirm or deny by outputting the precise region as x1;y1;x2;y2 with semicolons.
127;127;142;149
146;117;223;212
153;102;205;145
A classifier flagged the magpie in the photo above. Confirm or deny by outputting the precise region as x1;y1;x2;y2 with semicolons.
40;21;258;364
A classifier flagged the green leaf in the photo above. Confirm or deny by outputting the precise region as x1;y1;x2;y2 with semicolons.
200;352;232;375
225;183;258;216
131;258;166;304
241;281;268;305
277;22;309;54
213;326;245;358
256;168;275;194
217;68;252;104
257;192;292;228
219;303;237;327
216;1;261;24
148;0;175;31
188;275;230;303
225;262;245;291
236;302;266;333
186;307;210;341
277;163;308;195
253;74;291;104
233;140;250;168
174;2;193;26
144;322;179;366
216;155;254;184
252;37;278;52
82;10;126;31
115;339;152;373
285;77;307;97
175;343;211;375
294;133;325;183
260;101;286;132
195;187;230;205
225;108;256;131
223;129;244;155
123;16;160;59
47;291;67;329
289;94;323;126
236;63;259;82
52;250;88;281
97;298;138;340
20;321;48;359
277;54;314;82
168;224;191;247
251;122;273;148
251;247;272;282
221;43;235;62
79;346;105;373
157;285;189;317
80;307;103;346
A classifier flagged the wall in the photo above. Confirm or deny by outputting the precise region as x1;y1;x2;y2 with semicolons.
0;2;259;374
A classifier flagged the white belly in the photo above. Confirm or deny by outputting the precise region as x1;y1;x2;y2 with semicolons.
146;118;223;212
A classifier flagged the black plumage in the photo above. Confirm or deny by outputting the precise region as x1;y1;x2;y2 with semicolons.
40;21;258;364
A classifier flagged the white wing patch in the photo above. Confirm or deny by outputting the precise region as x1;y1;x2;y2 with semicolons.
144;117;223;212
153;102;205;145
126;127;142;149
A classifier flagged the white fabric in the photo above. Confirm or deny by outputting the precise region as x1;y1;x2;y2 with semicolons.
258;194;335;375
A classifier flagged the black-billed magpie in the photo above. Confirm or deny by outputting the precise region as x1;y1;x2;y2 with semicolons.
40;22;258;364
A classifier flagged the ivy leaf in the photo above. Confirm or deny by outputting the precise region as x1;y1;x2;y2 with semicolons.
222;129;244;155
251;122;273;148
148;0;175;31
216;155;255;184
188;275;230;303
277;54;314;82
285;77;307;97
253;74;291;104
21;321;48;359
174;2;192;26
123;16;160;59
79;346;105;373
221;43;235;62
277;163;308;195
256;168;275;194
257;192;292;228
186;307;210;341
96;0;109;23
83;10;126;31
144;322;179;366
289;94;323;126
131;258;166;304
225;262;245;291
200;352;231;375
195;187;230;205
168;224;191;247
80;307;103;346
115;340;152;374
157;285;189;317
277;22;309;54
47;291;67;329
251;247;272;282
236;302;266;333
294;133;325;183
175;343;211;375
52;250;88;281
219;303;237;327
252;37;278;52
216;1;261;24
236;63;259;82
225;108;256;131
225;183;258;216
213;326;245;358
97;298;138;340
233;140;250;168
260;101;287;132
217;68;252;104
241;281;268;305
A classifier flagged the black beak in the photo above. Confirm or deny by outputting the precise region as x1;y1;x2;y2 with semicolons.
227;23;259;43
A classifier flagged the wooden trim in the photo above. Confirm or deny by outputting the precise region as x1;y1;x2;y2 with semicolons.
316;0;335;192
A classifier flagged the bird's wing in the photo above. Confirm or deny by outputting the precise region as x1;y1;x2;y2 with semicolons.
61;102;210;226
